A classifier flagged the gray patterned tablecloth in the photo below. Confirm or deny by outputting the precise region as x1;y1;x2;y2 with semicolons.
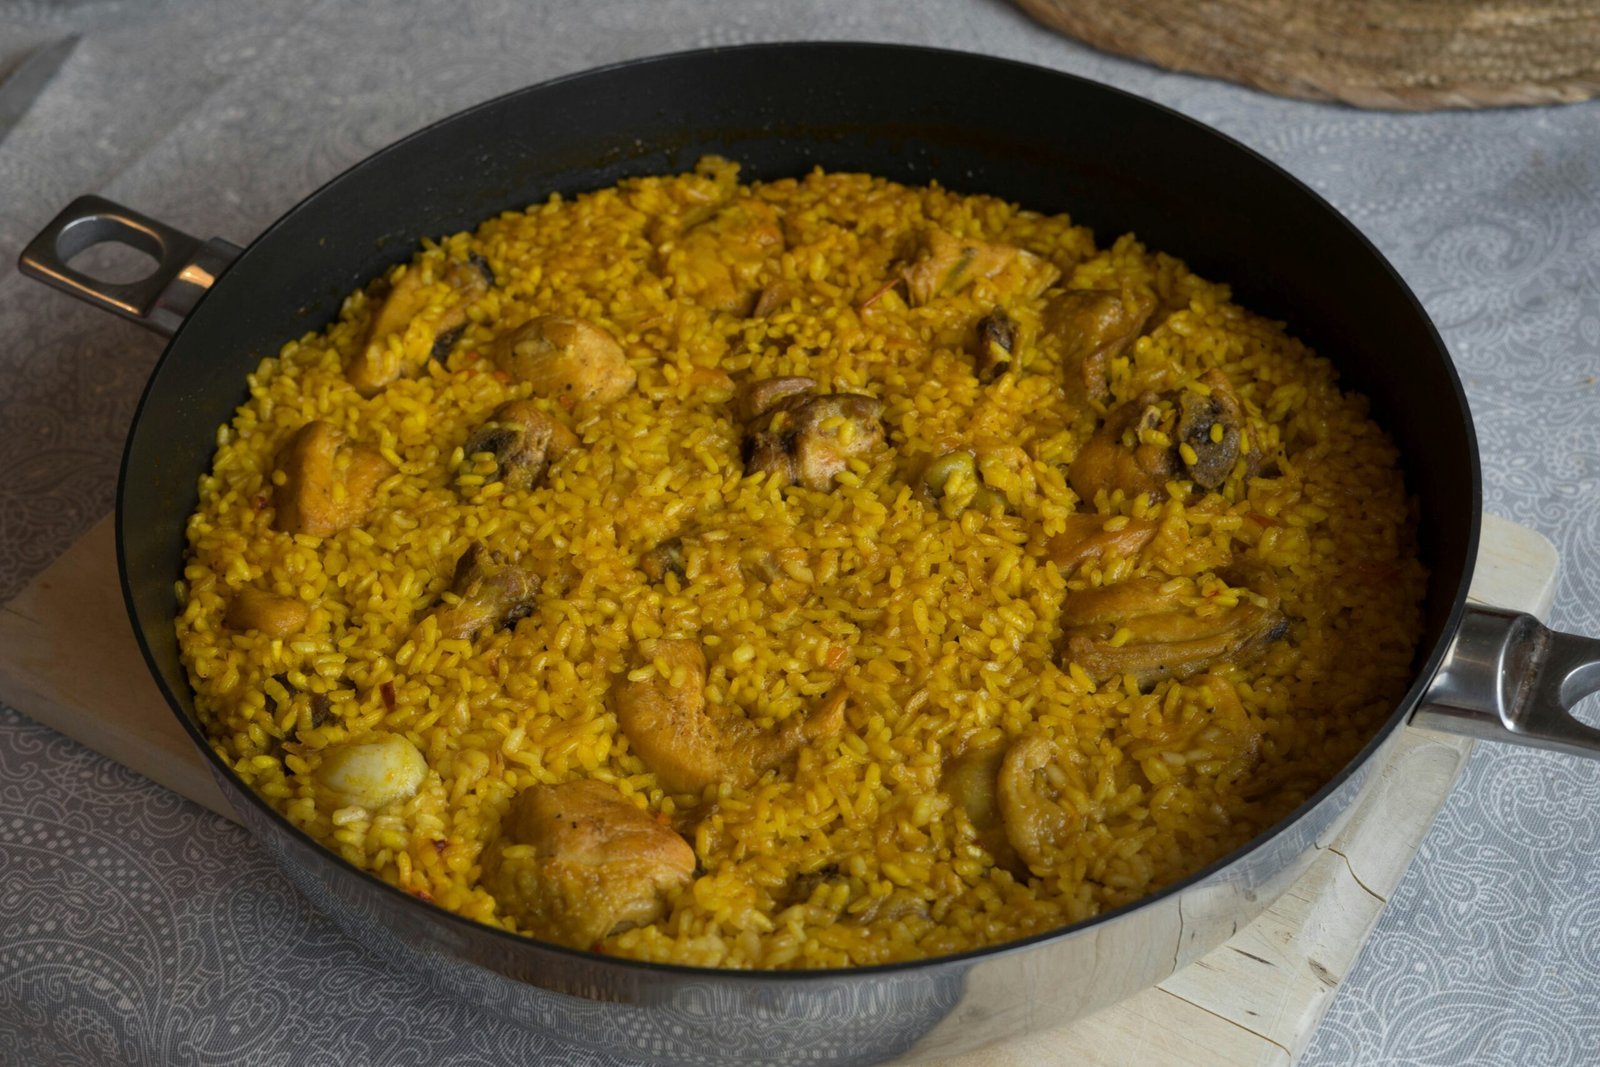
2;2;1598;1064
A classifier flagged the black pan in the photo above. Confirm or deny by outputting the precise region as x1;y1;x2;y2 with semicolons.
20;43;1600;1066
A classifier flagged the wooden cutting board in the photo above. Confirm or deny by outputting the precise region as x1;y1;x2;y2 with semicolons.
0;513;1558;1066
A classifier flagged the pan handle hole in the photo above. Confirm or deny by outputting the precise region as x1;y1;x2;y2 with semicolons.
66;240;160;285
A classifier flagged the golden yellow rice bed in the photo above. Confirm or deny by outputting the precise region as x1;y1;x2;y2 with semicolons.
177;157;1425;968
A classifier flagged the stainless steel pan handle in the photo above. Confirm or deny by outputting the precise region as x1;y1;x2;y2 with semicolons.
1415;604;1600;758
16;195;240;337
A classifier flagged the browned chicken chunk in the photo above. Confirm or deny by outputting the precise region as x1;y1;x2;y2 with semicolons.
271;421;392;537
225;589;310;637
666;199;785;312
1044;514;1160;574
971;309;1016;382
901;229;1057;306
613;638;847;794
735;378;886;491
486;778;696;948
491;316;635;406
462;400;579;490
429;543;542;640
1057;575;1288;687
1068;370;1250;504
1068;395;1181;504
943;742;1027;877
346;254;493;396
1045;289;1156;408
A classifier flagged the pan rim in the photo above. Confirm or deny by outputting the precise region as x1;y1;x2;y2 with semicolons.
114;38;1482;985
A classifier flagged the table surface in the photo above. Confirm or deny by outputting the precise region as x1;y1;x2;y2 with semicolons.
2;2;1598;1065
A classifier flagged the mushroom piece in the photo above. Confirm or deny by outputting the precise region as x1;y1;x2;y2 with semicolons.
735;378;886;491
1057;575;1289;688
901;229;1057;307
613;638;847;794
641;537;686;583
1067;370;1250;504
1044;289;1156;408
666;199;786;313
970;309;1016;382
491;315;636;406
1174;371;1246;490
315;733;428;809
429;543;542;640
461;400;579;490
346;254;493;396
750;279;802;318
271;421;392;538
486;779;697;948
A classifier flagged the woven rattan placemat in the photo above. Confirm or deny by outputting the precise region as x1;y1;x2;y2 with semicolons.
1014;0;1600;109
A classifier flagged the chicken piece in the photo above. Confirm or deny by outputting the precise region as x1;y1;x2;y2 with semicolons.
315;733;428;809
462;400;579;490
224;589;310;637
1067;394;1180;504
271;421;392;538
666;199;785;312
613;638;847;794
641;537;686;583
429;543;541;640
346;254;493;396
1175;370;1246;490
1057;575;1289;687
733;376;817;423
737;379;886;491
1068;372;1251;504
1045;289;1156;408
487;779;696;948
970;309;1016;382
943;742;1026;877
996;735;1077;877
901;229;1057;307
491;315;635;406
1044;514;1159;574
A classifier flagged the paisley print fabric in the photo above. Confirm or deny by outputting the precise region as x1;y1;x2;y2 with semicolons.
1;0;1597;1063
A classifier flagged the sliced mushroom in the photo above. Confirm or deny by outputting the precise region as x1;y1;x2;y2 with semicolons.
1045;289;1155;408
225;589;310;637
461;400;579;490
750;279;802;318
346;254;493;396
970;309;1016;382
1175;371;1245;490
271;421;392;538
487;778;696;948
491;315;635;406
613;638;847;794
736;378;886;491
1057;575;1289;687
429;543;542;640
641;537;686;583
